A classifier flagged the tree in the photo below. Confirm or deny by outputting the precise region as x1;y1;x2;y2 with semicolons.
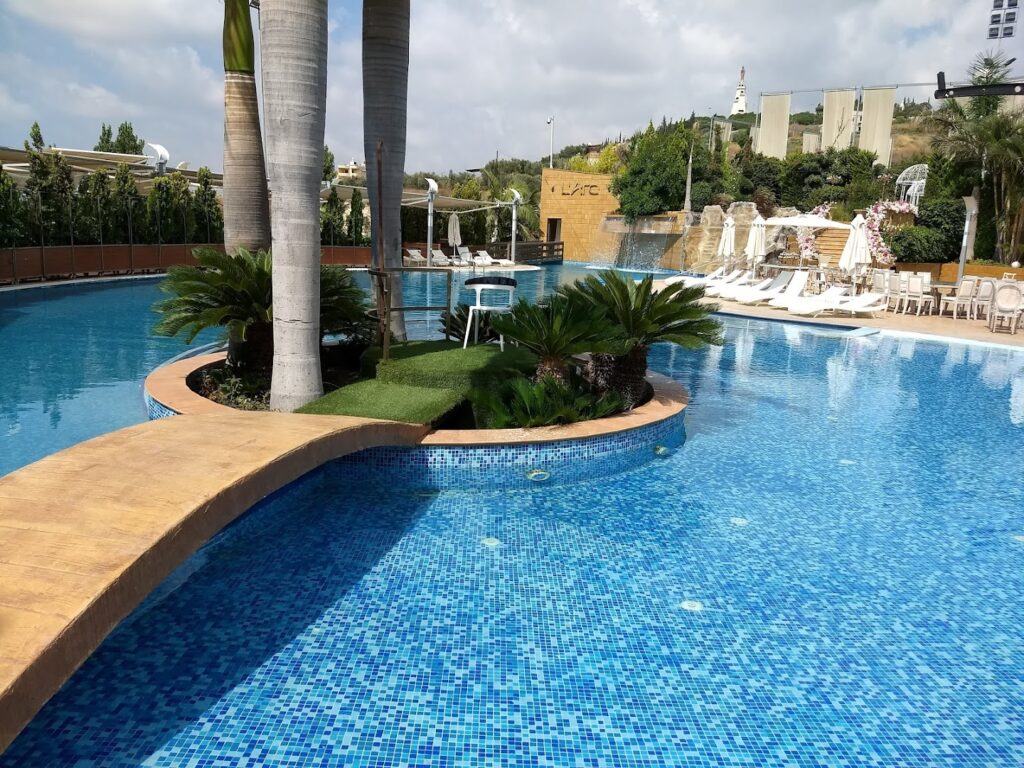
28;122;44;151
564;271;723;408
110;162;141;245
74;170;111;245
113;122;145;154
323;143;336;182
94;124;115;152
321;186;346;245
191;167;224;244
223;0;272;254
348;188;365;246
0;166;23;248
611;123;694;220
363;0;411;339
261;0;329;411
930;52;1024;262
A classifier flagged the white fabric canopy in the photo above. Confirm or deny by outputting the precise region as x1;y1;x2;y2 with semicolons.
447;213;462;249
838;214;871;275
765;215;851;230
743;214;767;265
716;216;736;260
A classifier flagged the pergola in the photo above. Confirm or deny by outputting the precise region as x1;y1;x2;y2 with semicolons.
322;182;517;265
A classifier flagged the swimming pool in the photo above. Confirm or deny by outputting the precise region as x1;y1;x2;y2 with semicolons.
0;264;623;477
0;279;216;477
4;313;1023;766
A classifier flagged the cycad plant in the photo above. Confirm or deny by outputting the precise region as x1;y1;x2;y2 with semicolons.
153;248;368;372
154;247;273;370
472;372;625;429
489;294;616;382
564;270;723;407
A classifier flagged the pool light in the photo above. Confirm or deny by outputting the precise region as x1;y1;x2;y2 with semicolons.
679;599;704;612
481;537;501;548
526;468;551;482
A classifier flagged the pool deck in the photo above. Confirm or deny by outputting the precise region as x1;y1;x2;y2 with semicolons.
668;286;1024;349
0;411;428;752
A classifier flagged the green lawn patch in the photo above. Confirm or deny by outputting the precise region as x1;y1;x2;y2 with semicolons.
295;379;464;424
362;340;535;393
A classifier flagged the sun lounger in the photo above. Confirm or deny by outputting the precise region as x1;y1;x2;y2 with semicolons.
665;266;725;287
455;246;475;266
718;276;772;301
699;269;745;295
786;286;851;316
429;249;453;266
473;250;514;267
735;271;804;305
707;271;760;297
832;291;888;316
404;248;427;265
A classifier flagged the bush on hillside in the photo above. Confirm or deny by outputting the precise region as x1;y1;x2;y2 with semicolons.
887;226;949;263
917;198;966;262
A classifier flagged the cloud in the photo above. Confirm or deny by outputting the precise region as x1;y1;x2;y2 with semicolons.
1;0;1010;172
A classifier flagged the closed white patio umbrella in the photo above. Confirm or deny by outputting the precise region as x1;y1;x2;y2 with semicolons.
716;216;736;263
447;213;462;257
743;214;767;267
838;214;869;275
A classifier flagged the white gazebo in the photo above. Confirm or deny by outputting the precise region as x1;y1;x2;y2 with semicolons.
895;164;928;207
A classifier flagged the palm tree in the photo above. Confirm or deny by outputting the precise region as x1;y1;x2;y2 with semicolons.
490;295;616;382
154;248;369;372
222;0;271;253
260;0;329;411
930;52;1024;263
363;0;410;340
565;271;723;407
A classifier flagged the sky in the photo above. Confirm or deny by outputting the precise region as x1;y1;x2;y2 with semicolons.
1;0;1020;175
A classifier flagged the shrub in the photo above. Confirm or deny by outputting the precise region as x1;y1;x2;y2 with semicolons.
917;198;966;262
752;187;777;217
887;226;949;263
471;372;625;429
804;185;847;209
438;302;497;343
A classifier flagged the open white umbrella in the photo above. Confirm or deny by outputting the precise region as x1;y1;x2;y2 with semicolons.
743;214;767;267
838;214;869;275
447;213;462;256
716;216;736;263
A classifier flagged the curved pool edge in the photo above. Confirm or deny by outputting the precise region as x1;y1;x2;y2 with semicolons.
0;411;429;754
145;354;689;488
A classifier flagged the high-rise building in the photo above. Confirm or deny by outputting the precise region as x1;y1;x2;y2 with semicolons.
989;0;1018;40
730;66;747;116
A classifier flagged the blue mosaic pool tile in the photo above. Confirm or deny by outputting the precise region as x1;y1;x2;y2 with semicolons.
5;318;1024;767
331;413;685;489
144;390;178;420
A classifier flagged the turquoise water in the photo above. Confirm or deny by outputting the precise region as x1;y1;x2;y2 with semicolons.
3;304;1024;765
0;264;618;476
0;279;210;477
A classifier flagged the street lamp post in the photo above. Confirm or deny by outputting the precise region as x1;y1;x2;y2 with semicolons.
425;177;438;267
547;116;554;169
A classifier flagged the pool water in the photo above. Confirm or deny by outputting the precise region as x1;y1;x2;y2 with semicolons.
0;279;213;477
0;263;611;477
4;314;1024;766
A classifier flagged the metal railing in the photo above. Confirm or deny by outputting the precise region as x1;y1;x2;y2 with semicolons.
366;267;454;361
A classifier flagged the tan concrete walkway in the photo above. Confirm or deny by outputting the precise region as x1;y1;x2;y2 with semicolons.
0;411;427;752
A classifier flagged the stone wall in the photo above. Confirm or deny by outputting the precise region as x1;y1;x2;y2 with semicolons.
539;168;620;263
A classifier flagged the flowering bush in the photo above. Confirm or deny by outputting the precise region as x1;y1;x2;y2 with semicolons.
796;203;833;260
865;201;917;265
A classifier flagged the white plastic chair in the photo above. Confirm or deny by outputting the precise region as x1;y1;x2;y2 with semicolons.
989;284;1023;334
886;273;904;312
463;276;517;350
971;279;996;320
404;248;427;265
903;275;934;315
940;277;977;319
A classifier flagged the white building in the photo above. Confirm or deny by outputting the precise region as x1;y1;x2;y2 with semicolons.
730;67;747;116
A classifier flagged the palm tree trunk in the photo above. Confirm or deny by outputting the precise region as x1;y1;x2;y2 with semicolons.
223;0;271;253
363;0;410;340
261;0;327;411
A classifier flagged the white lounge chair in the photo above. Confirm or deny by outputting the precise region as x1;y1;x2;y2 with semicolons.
665;266;725;287
705;270;755;297
404;248;427;265
473;250;514;267
833;291;888;316
455;246;475;266
699;269;745;295
718;277;772;301
429;249;453;266
786;286;851;316
739;271;808;306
